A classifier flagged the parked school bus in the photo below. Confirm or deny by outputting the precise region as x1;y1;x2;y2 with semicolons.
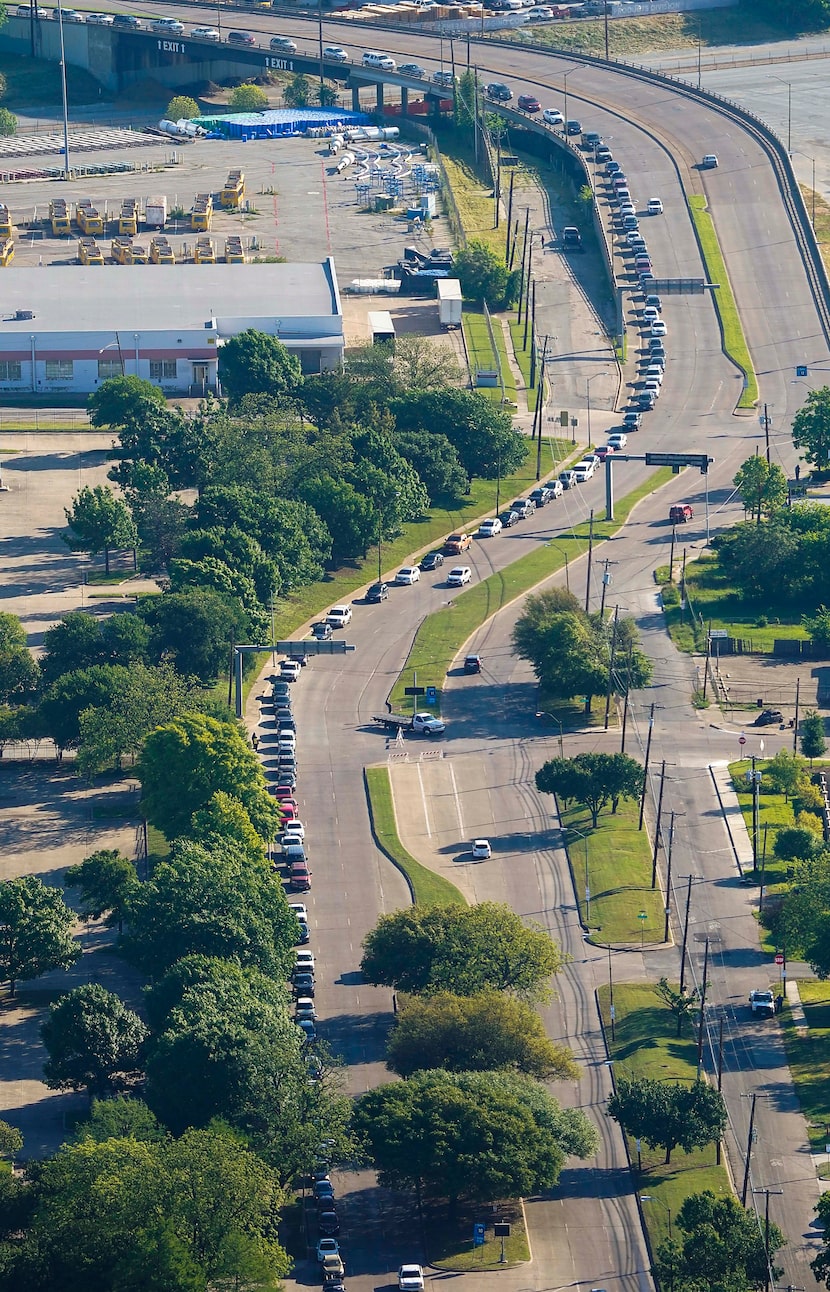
224;236;245;263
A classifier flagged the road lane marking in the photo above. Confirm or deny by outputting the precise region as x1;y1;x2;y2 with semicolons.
416;763;432;838
448;762;466;837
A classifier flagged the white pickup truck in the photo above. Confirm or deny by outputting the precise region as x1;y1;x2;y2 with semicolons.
373;712;445;737
749;989;775;1018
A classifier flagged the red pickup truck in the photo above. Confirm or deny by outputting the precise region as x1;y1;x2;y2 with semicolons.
669;504;694;524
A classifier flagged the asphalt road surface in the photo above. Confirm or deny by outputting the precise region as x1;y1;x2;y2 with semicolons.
214;16;830;1291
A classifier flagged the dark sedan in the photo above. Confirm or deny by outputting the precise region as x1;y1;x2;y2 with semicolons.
420;551;445;571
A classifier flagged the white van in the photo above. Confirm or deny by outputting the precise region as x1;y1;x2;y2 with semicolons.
362;51;397;70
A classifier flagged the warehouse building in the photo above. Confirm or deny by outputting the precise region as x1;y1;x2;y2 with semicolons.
0;259;344;397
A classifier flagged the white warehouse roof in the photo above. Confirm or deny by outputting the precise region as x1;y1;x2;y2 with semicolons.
0;259;342;338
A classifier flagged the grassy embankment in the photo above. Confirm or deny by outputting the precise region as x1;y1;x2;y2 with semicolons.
561;800;665;946
502;5;809;57
389;467;673;714
688;196;758;410
596;982;731;1256
656;551;809;656
364;766;465;906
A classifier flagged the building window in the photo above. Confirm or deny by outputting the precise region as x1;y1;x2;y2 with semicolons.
150;360;177;380
0;361;22;382
45;360;73;381
97;359;122;380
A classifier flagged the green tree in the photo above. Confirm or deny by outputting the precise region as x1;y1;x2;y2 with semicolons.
166;95;199;119
40;612;104;685
607;1076;726;1165
393;387;525;481
661;1190;784;1292
792;385;830;472
0;876;79;997
536;753;644;828
296;475;375;563
194;487;331;592
121;839;295;979
511;588;583;665
714;520;802;603
0;645;38;706
395;431;468;500
455;67;477;129
733;455;788;522
454;239;514;308
41;984;148;1098
0;1126;289;1291
0;109;17;138
764;748;806;801
228;83;269;111
360;902;566;1000
217;329;301;406
283;73;310;106
39;663;131;752
64;850;139;934
138;712;278;841
190;791;267;865
386;990;579;1079
87;374;165;428
801;709;827;765
144;960;296;1133
353;1069;598;1213
76;1096;165;1144
0;1121;22;1162
773;826;824;863
655;977;702;1038
803;605;830;652
139;586;249;683
64;485;138;575
348;336;461;398
316;82;338;107
77;661;196;779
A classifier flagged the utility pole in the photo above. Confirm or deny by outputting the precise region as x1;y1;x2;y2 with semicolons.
638;703;655;830
534;337;548;482
505;170;515;262
517;207;530;325
584;509;594;613
753;1187;784;1292
620;643;634;753
668;522;676;583
650;760;667;888
604;604;619;731
508;218;519;270
793;676;800;753
663;811;676;943
763;403;771;464
740;1092;769;1205
702;631;711;700
697;935;710;1070
749;756;761;868
716;1016;724;1163
599;557;615;618
679;873;694;994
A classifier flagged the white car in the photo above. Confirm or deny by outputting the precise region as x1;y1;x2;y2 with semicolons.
478;517;503;537
607;432;628;449
542;108;564;126
447;566;472;587
650;320;668;337
619;203;636;219
573;460;595;482
317;1238;340;1262
326;604;352;628
324;45;349;61
701;154;719;168
280;660;302;682
278;730;297;748
296;997;317;1022
192;25;221;39
86;11;114;22
548;478;564;499
642;306;660;323
643;378;662;396
150;17;184;32
399;1266;425;1292
647;197;663;214
471;839;492;860
528;4;555;16
396;567;420;585
288;902;308;923
295;950;315;972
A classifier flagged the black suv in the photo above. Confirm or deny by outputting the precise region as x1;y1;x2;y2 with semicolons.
499;509;520;528
486;82;512;102
312;621;333;640
366;582;389;603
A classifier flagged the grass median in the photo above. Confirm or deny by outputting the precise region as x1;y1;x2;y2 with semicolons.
562;801;665;946
389;467;673;713
688;195;758;410
596;981;731;1254
364;766;465;907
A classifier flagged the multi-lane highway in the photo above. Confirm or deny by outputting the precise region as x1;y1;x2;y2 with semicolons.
230;15;830;1291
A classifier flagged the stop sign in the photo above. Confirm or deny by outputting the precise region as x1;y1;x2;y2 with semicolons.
738;735;747;746
775;953;784;965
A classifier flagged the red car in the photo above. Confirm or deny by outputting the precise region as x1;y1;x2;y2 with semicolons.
518;94;541;113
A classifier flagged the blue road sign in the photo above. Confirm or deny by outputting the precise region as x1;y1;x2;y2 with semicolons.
425;685;438;705
796;365;808;377
473;1223;486;1246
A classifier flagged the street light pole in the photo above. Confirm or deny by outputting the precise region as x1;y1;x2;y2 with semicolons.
562;67;575;132
587;371;610;447
753;1187;784;1292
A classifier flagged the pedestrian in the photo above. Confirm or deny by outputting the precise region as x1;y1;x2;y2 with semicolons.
775;993;784;1015
252;732;259;752
795;464;801;482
